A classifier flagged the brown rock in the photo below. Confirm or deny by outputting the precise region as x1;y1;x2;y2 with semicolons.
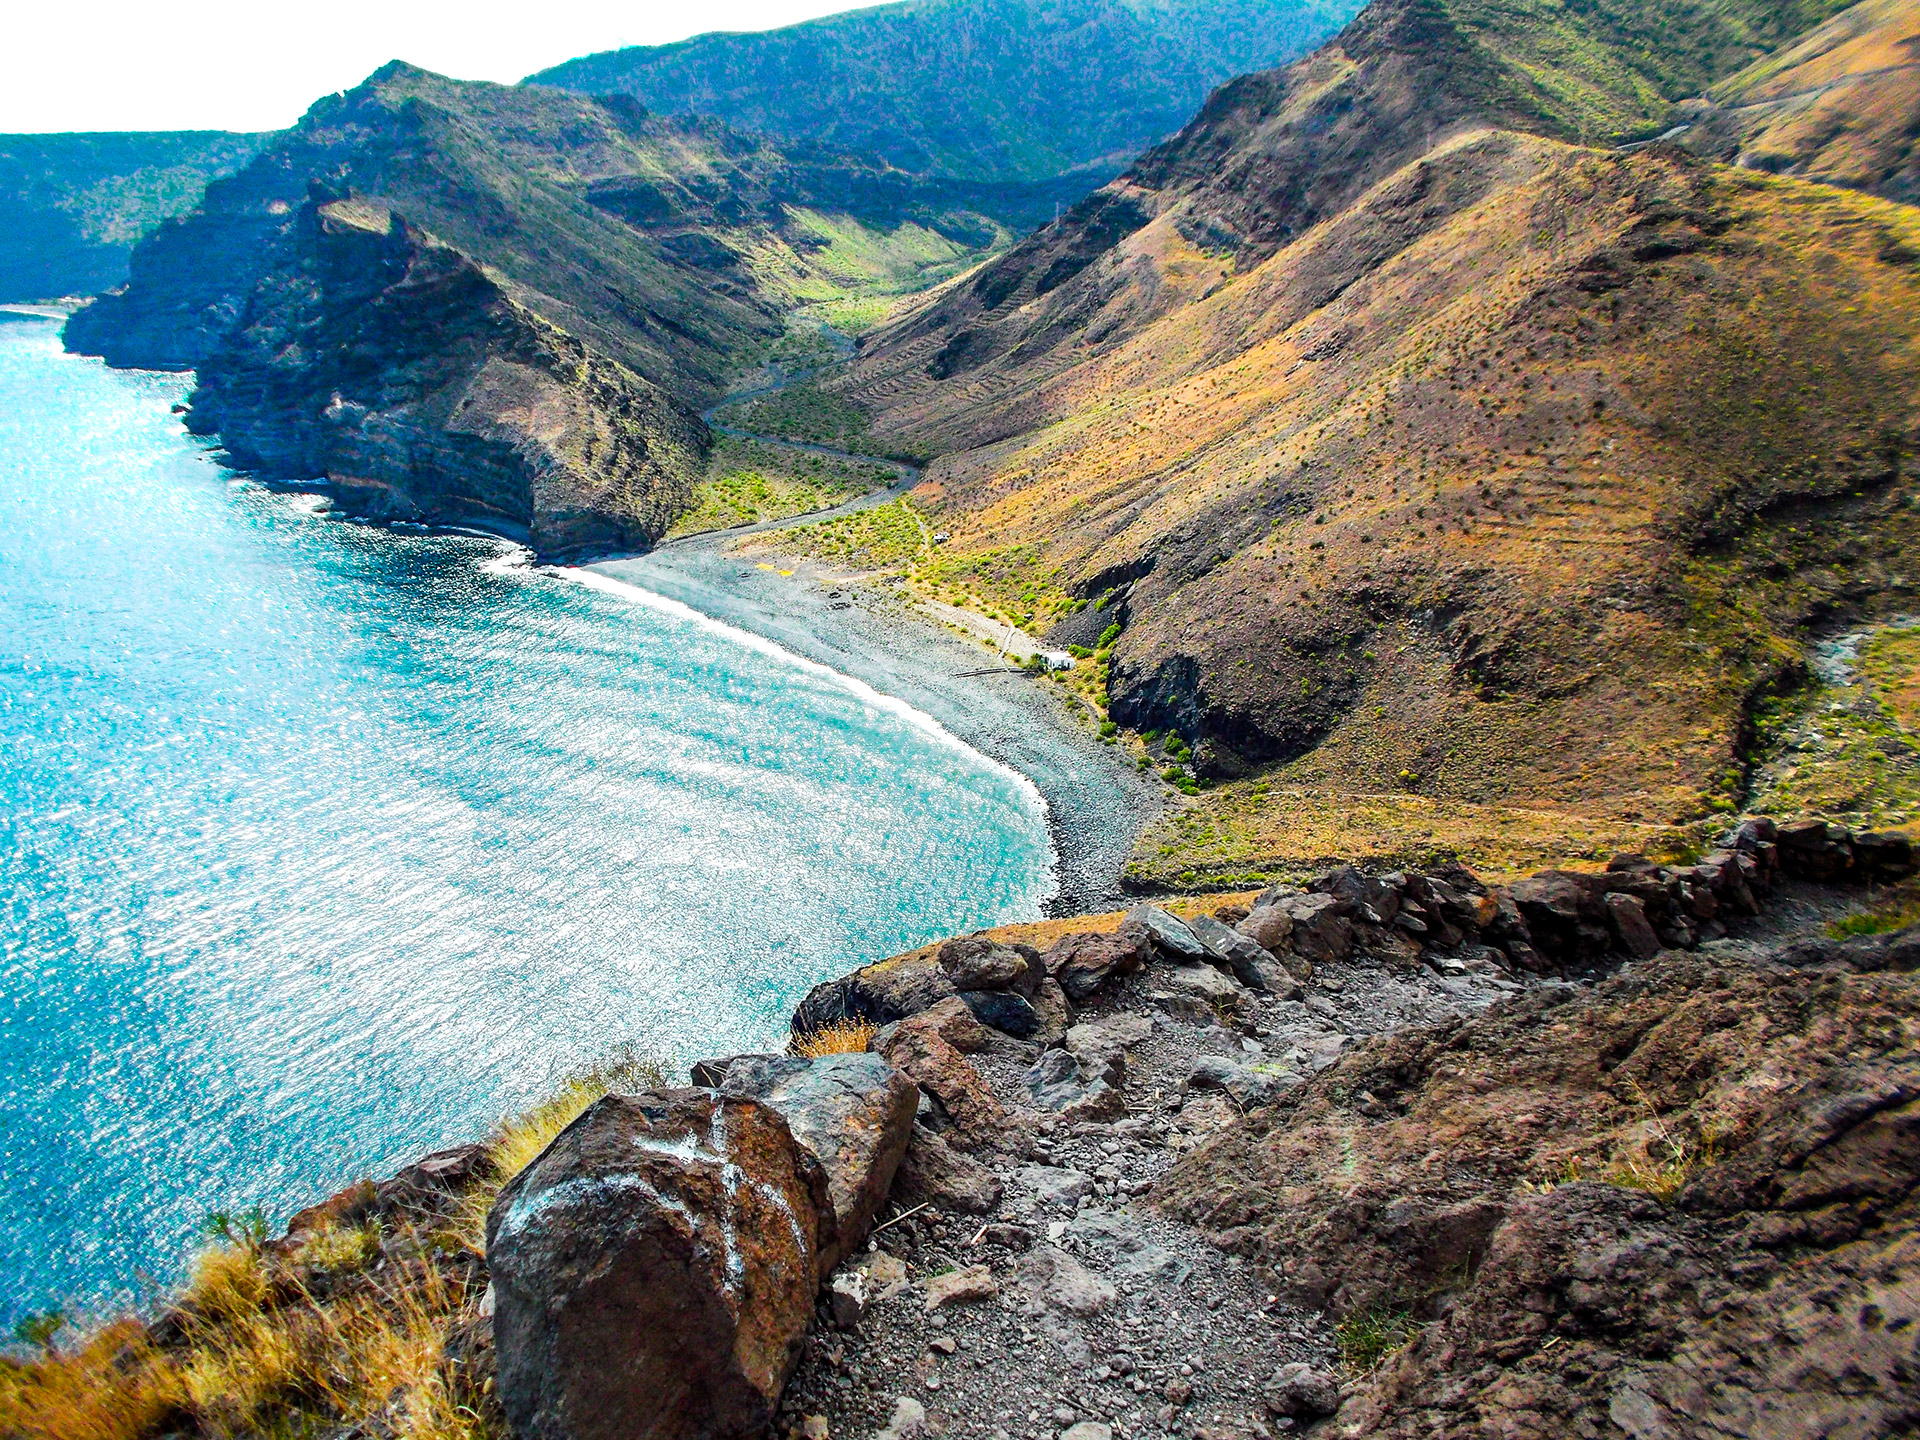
1029;973;1071;1046
937;934;1042;996
924;1263;998;1310
1236;901;1294;954
876;1024;1008;1147
1044;929;1150;1003
1157;939;1920;1437
893;1123;1004;1214
792;950;957;1033
487;1089;824;1440
872;995;989;1055
1604;892;1662;960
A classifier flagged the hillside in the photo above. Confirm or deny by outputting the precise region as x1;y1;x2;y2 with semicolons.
527;0;1356;190
1674;0;1920;201
0;131;265;302
801;0;1920;883
64;64;1011;556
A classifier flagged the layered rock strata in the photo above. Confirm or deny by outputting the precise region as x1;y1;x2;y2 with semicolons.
178;195;704;557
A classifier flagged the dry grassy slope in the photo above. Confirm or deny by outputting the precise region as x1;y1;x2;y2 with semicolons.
814;0;1920;883
842;141;1920;881
1676;0;1920;203
836;0;1860;455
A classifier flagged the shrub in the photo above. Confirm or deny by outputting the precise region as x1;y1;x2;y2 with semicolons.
792;1019;878;1057
1097;623;1122;648
1828;898;1920;938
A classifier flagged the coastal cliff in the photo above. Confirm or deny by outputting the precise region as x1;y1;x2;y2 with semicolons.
6;820;1914;1438
61;63;1009;557
180;194;704;556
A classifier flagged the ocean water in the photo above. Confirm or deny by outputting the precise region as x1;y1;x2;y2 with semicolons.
0;315;1053;1325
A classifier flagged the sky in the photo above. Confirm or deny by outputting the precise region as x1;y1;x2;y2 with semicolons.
4;0;874;133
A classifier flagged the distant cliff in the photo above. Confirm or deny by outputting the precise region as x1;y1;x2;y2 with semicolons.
64;63;1004;557
0;131;265;302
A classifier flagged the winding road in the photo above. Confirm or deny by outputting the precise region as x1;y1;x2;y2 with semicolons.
656;334;924;551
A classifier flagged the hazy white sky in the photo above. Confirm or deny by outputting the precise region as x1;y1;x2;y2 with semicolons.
5;0;872;133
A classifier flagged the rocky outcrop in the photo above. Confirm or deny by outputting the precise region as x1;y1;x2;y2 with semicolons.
178;196;705;557
794;934;1048;1038
486;1089;826;1440
713;1053;920;1274
1157;928;1920;1435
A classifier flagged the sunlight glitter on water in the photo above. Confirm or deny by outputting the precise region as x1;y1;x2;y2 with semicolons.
0;317;1053;1324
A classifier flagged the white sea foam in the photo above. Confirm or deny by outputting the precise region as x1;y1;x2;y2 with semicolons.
552;564;1059;901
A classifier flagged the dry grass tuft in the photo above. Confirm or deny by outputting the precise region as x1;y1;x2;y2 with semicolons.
0;1047;678;1440
452;1044;670;1253
0;1322;184;1440
791;1018;878;1056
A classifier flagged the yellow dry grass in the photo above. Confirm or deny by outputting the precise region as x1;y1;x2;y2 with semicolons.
791;1018;878;1056
0;1245;490;1440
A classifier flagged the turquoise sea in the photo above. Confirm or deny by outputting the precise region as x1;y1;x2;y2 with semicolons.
0;314;1053;1326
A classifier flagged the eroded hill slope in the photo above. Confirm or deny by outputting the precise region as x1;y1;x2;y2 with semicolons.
822;0;1920;880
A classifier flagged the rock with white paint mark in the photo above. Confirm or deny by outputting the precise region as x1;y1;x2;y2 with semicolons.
717;1052;919;1272
828;1268;870;1329
487;1089;826;1440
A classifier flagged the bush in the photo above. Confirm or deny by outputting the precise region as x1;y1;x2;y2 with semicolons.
791;1018;878;1057
1097;623;1122;648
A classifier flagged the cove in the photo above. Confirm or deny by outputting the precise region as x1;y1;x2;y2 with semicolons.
0;315;1054;1326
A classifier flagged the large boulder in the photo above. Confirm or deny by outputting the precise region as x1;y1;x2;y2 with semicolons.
1187;912;1279;990
1270;893;1354;965
791;950;957;1034
487;1089;825;1440
1044;929;1151;1002
872;995;989;1055
957;988;1041;1038
716;1053;919;1273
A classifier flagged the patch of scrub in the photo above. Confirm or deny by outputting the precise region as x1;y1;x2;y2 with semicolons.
1746;619;1920;829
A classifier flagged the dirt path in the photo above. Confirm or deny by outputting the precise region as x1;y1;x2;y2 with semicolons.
657;337;925;551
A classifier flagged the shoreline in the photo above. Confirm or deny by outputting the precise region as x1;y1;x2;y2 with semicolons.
587;540;1164;917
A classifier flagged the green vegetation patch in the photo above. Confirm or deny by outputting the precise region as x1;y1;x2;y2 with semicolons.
716;382;879;454
761;497;930;569
669;436;894;537
1745;622;1920;830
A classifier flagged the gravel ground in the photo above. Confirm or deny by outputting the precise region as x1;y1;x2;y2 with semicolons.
771;925;1528;1440
588;544;1164;915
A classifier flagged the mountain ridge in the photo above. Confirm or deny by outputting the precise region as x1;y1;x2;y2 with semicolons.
806;0;1920;880
527;0;1357;185
62;63;1014;556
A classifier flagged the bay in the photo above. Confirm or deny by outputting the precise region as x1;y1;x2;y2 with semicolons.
0;314;1053;1325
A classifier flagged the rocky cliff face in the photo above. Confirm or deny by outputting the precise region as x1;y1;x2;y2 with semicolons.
61;63;1009;556
179;195;703;556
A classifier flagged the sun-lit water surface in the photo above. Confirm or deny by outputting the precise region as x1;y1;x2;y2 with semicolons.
0;316;1053;1324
